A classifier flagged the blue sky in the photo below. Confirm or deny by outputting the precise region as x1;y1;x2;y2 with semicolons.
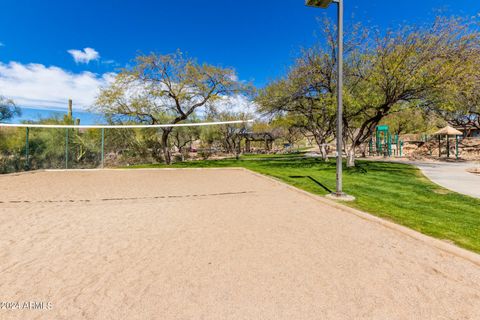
0;0;479;110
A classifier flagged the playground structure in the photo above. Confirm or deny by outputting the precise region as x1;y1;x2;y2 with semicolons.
368;125;404;157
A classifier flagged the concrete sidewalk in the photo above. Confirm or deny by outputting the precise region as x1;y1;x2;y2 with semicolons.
407;161;480;199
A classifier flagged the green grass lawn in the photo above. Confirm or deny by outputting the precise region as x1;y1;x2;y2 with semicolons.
129;156;480;253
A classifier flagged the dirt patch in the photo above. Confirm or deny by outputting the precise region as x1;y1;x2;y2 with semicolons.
433;188;452;195
467;167;480;175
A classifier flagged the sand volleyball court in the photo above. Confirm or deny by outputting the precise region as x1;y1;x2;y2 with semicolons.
0;168;479;319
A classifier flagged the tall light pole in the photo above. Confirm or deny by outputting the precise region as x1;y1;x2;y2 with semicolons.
306;0;353;201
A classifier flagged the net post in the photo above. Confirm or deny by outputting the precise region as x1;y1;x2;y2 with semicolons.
65;128;69;169
101;128;105;168
25;127;30;170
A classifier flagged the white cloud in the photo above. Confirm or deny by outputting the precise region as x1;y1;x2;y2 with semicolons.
213;94;258;116
0;61;115;110
102;59;116;65
0;61;257;117
67;47;100;64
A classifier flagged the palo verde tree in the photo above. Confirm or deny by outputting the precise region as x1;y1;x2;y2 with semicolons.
209;111;251;158
257;45;338;160
433;46;480;132
96;51;247;164
380;108;444;136
343;17;480;166
257;18;368;161
171;125;201;162
269;116;304;149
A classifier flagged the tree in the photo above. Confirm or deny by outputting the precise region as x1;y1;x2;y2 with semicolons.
171;126;201;161
380;108;443;136
96;51;247;164
211;112;251;158
343;17;479;166
270;117;304;149
258;16;479;165
433;49;480;132
257;46;337;160
0;96;20;122
257;18;370;160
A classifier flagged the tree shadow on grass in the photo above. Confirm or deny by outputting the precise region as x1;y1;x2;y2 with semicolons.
345;163;368;175
288;175;333;193
352;161;418;175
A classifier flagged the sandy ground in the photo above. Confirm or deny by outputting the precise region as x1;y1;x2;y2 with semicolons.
0;169;479;320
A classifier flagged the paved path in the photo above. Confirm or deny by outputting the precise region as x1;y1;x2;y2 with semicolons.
1;169;480;319
407;161;480;199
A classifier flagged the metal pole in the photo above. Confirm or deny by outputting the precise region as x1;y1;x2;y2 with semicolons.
376;128;381;155
395;134;399;157
25;127;30;170
65;128;69;169
101;128;105;168
387;132;392;157
446;135;450;158
335;0;343;196
456;135;459;160
438;135;441;157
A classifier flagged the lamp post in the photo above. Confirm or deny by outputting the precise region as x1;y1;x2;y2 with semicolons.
305;0;353;200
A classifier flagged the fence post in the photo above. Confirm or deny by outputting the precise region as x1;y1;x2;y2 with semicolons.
101;128;105;168
65;128;69;169
25;127;30;170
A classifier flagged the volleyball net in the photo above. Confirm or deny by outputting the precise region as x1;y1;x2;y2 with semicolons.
0;120;253;173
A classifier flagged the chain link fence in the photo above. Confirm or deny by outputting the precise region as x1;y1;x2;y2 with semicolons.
0;126;173;173
0;120;253;174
